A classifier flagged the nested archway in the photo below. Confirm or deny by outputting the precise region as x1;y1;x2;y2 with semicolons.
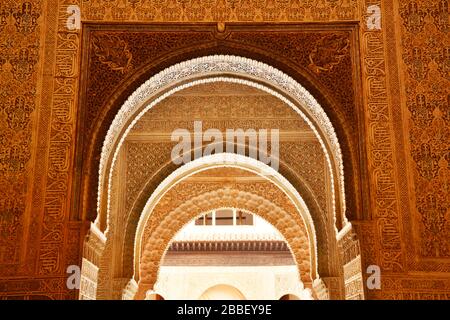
80;55;365;300
95;55;347;236
132;157;316;298
135;154;318;281
152;207;308;300
120;115;334;280
137;187;312;298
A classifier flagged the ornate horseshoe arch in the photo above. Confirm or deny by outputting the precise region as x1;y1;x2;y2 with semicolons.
119;145;332;284
133;154;318;285
154;207;306;301
95;55;348;235
137;195;311;300
80;55;365;301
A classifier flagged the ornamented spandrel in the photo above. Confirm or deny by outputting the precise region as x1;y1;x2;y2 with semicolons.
308;34;350;74
0;0;41;288
93;35;133;74
433;46;450;81
0;8;9;32
412;143;441;180
417;193;449;258
408;94;435;127
403;47;430;82
430;0;449;32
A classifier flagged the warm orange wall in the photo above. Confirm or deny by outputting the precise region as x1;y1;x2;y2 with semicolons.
0;0;448;299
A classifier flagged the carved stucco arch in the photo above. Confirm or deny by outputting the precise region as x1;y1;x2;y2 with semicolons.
137;188;312;299
119;144;333;279
155;206;308;301
133;153;318;281
96;55;347;236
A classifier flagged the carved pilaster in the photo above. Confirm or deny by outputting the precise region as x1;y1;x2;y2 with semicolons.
79;223;106;300
343;256;365;300
122;279;138;300
338;224;365;300
82;223;106;266
79;258;99;300
312;278;329;300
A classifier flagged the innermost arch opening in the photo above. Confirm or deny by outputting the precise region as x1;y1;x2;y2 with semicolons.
147;209;313;300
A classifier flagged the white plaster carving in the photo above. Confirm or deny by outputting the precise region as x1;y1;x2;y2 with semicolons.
96;55;346;235
122;278;138;300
